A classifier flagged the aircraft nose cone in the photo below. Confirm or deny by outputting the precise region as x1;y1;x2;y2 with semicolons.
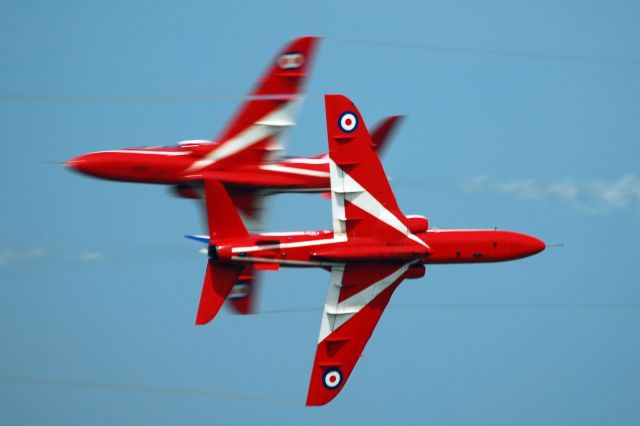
512;234;546;258
65;153;104;177
65;154;88;172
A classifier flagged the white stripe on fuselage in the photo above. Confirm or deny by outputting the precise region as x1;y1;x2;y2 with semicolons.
230;256;340;267
282;157;329;165
231;235;347;254
97;150;190;156
258;231;325;237
259;164;329;178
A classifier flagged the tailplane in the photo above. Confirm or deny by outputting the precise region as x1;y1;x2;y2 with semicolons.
371;115;404;154
194;179;249;325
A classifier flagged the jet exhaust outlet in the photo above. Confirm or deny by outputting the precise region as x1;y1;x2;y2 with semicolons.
208;245;218;261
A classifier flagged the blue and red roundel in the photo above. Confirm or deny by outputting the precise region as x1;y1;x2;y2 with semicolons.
277;52;305;70
338;111;358;133
322;367;343;390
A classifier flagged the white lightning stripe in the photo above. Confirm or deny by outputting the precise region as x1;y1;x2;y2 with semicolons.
258;231;324;237
230;256;340;267
231;236;347;254
318;261;416;343
329;160;347;237
318;265;345;343
330;160;430;250
259;164;329;178
185;101;299;172
177;139;210;146
283;157;329;165
186;122;274;171
265;187;329;193
95;150;190;156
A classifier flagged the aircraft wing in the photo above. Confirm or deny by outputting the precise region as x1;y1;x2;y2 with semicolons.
186;36;320;173
306;260;418;406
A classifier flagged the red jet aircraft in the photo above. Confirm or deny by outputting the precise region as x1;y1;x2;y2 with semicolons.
66;36;403;315
190;94;546;406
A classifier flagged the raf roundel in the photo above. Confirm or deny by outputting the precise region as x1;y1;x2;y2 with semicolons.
338;111;358;133
322;367;343;390
277;52;305;70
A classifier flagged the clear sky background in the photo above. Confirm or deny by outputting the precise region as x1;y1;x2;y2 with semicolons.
1;0;639;424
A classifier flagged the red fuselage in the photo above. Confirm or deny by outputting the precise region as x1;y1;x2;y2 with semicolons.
210;228;546;268
67;147;331;192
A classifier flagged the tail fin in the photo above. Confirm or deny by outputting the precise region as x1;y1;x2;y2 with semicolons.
195;179;248;325
325;95;429;250
186;36;320;173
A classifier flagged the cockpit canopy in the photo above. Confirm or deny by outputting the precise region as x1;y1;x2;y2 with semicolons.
176;140;218;157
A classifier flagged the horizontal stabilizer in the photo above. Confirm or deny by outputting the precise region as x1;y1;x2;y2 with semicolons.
204;179;248;241
195;261;244;325
371;115;404;154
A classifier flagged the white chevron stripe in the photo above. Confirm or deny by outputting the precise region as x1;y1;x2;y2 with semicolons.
318;261;416;343
329;160;348;237
185;100;300;172
259;164;329;178
318;265;345;343
231;235;346;254
329;160;430;249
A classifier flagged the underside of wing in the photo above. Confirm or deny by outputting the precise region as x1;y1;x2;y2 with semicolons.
306;261;417;406
227;264;258;315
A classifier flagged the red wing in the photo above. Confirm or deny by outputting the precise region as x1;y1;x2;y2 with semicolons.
306;261;416;406
218;35;319;142
185;37;320;173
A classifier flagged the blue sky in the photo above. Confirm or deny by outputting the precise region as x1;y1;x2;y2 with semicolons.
1;0;639;424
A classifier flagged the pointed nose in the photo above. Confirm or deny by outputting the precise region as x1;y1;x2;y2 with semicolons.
66;152;109;178
65;154;90;172
511;234;546;258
